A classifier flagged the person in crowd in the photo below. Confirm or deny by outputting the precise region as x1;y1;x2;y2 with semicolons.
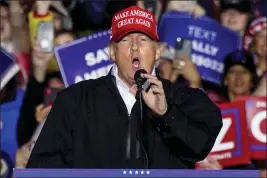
1;1;31;89
198;0;221;20
137;0;163;22
220;50;258;102
28;0;72;42
156;44;175;80
244;16;266;97
244;17;266;77
16;29;77;148
1;1;28;174
197;50;266;178
157;45;202;89
157;45;227;103
1;77;24;175
220;0;252;37
26;5;222;169
165;0;206;18
28;0;73;72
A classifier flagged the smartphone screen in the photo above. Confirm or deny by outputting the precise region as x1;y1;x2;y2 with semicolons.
36;21;54;53
175;37;192;59
43;88;62;106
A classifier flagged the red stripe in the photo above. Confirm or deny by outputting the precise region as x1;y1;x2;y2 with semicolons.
33;11;49;18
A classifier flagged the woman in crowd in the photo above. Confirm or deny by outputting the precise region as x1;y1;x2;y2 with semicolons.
16;29;77;149
244;16;266;78
15;29;77;168
198;50;266;178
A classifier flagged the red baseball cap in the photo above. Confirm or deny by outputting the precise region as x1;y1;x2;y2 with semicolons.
110;6;159;42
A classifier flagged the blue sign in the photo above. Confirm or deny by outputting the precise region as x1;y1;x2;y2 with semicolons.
158;11;241;85
13;169;260;177
0;48;20;90
1;89;25;177
54;30;114;87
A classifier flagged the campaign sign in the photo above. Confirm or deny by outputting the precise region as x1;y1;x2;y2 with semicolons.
236;96;266;160
0;47;20;90
158;11;241;85
198;101;250;167
54;30;113;87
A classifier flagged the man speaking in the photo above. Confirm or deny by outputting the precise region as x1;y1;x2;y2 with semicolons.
27;6;222;169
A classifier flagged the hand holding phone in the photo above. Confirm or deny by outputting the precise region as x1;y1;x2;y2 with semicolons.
43;87;62;106
175;37;192;60
36;21;54;53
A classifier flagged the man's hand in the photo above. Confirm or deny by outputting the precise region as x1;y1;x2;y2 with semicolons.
35;104;52;124
197;157;222;170
140;74;168;116
32;40;53;82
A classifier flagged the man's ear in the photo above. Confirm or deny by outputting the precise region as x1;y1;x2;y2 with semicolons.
155;42;165;61
108;43;116;62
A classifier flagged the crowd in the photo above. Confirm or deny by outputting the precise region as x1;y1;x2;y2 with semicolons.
0;0;266;177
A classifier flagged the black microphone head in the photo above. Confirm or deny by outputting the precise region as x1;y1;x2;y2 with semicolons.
134;69;147;86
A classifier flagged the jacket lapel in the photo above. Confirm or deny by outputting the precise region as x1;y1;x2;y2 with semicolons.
104;69;130;120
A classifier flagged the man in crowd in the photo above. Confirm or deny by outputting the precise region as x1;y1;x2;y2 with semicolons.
220;0;252;37
27;6;222;169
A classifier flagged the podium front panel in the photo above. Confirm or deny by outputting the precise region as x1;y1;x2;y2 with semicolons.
13;169;260;177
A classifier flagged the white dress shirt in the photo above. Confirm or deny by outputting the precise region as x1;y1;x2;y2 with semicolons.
111;64;156;114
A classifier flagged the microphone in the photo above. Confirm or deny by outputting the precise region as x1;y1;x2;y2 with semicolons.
134;69;147;89
134;69;149;168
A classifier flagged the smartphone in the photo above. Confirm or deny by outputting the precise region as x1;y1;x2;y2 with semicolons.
175;37;192;59
43;88;62;106
36;21;54;53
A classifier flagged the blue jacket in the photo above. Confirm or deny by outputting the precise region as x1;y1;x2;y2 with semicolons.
1;89;24;167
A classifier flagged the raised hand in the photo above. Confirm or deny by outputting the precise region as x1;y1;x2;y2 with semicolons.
32;40;53;82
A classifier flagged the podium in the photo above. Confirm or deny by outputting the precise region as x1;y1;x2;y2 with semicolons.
13;169;260;177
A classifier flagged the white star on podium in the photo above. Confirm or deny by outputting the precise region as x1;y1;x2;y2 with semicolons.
146;170;150;175
129;170;132;174
135;170;139;174
123;170;127;174
140;170;144;174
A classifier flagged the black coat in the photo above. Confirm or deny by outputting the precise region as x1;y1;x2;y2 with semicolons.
26;72;222;169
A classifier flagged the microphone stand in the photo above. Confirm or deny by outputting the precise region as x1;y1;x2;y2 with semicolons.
136;82;149;169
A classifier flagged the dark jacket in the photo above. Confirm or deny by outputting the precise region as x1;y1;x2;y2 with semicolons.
17;75;45;147
26;73;222;169
17;72;62;147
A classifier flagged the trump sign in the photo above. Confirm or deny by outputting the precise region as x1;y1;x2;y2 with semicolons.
198;101;250;168
237;96;266;160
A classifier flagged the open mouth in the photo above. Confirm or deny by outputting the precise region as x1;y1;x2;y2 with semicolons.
132;57;141;71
